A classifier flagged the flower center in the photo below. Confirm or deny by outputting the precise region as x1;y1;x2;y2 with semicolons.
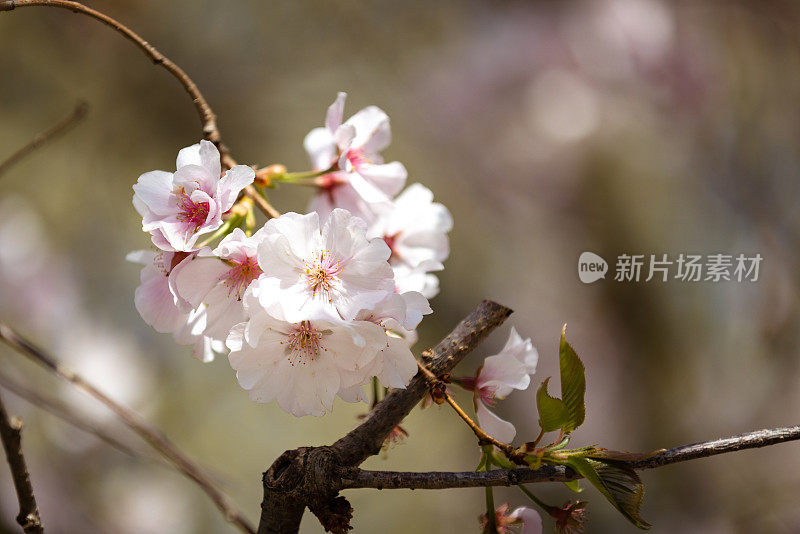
285;321;324;365
221;256;262;300
176;192;210;231
302;250;343;297
344;147;369;170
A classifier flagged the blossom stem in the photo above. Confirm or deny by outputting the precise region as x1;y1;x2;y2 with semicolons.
517;485;557;515
371;377;381;409
196;214;241;248
416;362;520;461
484;485;498;533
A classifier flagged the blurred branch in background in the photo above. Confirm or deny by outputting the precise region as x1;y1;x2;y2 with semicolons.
0;323;256;534
0;369;157;463
0;100;87;180
0;391;43;534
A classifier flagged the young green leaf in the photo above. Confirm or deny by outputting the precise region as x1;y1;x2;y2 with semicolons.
536;377;569;432
564;479;583;493
559;325;586;433
565;456;650;529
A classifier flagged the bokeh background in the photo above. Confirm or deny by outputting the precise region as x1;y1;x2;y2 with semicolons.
2;0;800;532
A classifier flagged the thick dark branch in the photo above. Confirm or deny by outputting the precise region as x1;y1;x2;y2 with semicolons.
0;323;256;534
0;101;87;180
341;465;574;490
0;392;44;533
330;300;513;467
340;425;800;490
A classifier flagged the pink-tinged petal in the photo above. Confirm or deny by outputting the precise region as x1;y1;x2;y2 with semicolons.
501;327;539;375
376;336;417;389
509;507;543;534
217;165;255;211
263;211;321;260
477;353;530;399
176;141;221;181
304;127;338;171
201;285;247;340
322;208;368;259
325;92;347;133
347;171;395;204
356;161;407;197
476;401;517;444
196;139;222;180
173;164;217;197
134;263;185;333
148;228;176;252
333;123;356;153
337;385;367;404
344;105;391;154
176;143;202;169
132;171;176;216
399;291;431;330
172;256;230;308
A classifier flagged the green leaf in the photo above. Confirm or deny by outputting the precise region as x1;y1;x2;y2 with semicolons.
559;325;586;433
566;456;650;529
564;479;583;493
536;377;569;432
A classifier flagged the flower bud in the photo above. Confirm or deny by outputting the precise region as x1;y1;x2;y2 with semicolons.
255;164;287;187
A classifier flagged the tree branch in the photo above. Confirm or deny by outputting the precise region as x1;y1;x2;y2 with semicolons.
0;100;87;180
339;425;800;490
0;323;256;534
0;391;44;534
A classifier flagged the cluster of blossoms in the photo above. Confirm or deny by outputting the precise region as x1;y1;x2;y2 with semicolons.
129;94;451;416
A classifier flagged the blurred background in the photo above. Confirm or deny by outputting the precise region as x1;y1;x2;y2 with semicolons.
1;0;800;532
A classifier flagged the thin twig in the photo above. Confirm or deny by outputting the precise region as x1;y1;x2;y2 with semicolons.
0;391;44;533
416;361;516;457
0;323;256;534
0;101;87;180
0;369;154;462
340;425;800;490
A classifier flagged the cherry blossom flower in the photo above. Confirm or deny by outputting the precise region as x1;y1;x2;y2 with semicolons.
133;140;255;252
367;183;453;269
481;504;542;534
305;92;407;220
226;293;392;417
172;228;266;340
392;260;443;299
253;209;395;323
127;249;222;362
461;328;538;443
